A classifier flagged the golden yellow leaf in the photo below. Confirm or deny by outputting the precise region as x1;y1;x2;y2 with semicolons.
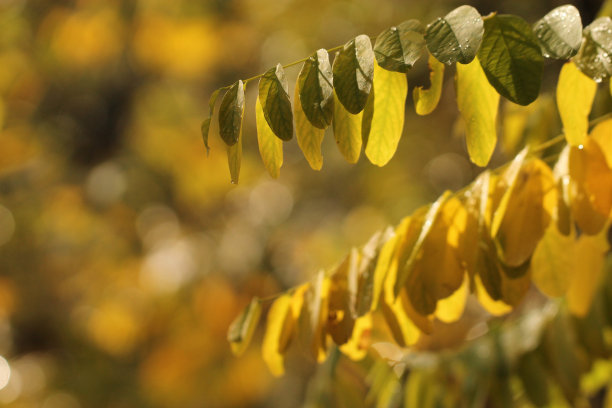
474;274;512;316
380;294;421;347
327;249;360;345
261;294;294;377
364;62;408;166
590;119;612;168
370;231;399;312
435;272;469;323
309;271;331;362
332;91;362;163
413;53;444;116
531;225;576;297
556;61;597;146
228;298;262;356
255;97;283;178
339;314;372;361
553;146;573;236
227;130;242;184
455;57;500;167
294;86;324;170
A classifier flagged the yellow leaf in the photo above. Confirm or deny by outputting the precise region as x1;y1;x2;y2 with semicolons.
474;274;512;316
370;230;399;312
455;57;500;167
327;249;360;345
227;130;242;184
380;293;421;347
228;298;262;356
531;225;576;297
435;272;469;323
339;314;372;361
566;232;609;316
413;53;444;116
590;119;612;168
261;294;294;377
364;62;408;166
332;91;362;163
495;159;557;267
294;86;324;170
255;97;283;178
309;271;331;362
556;61;597;146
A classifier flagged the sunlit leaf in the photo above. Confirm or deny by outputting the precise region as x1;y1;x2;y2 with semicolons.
298;49;334;129
434;272;469;323
339;314;372;360
590;118;612;168
294;84;325;170
259;64;293;141
218;80;245;146
262;294;294;377
474;273;512;316
455;57;499;167
332;34;374;114
557;62;597;146
373;19;425;73
227;121;243;184
531;225;575;298
478;14;544;105
201;88;220;155
332;91;363;163
413;53;444;116
309;270;331;362
425;5;483;65
573;17;612;82
227;297;262;356
327;249;360;345
370;228;399;312
533;5;582;59
364;62;408;166
255;97;283;178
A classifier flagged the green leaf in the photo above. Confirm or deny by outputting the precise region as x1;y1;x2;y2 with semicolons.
201;88;220;155
227;129;242;184
533;5;582;59
297;49;334;129
294;85;325;170
517;351;551;407
364;62;408;167
332;91;362;163
455;57;499;167
332;34;374;114
255;97;283;178
413;53;445;115
259;63;293;141
425;5;483;65
478;14;544;105
373;19;425;73
227;297;262;356
573;17;612;82
218;80;245;146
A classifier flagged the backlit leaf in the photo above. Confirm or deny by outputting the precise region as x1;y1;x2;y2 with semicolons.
474;273;512;316
310;271;331;362
332;90;362;163
259;64;293;141
573;17;612;82
255;97;283;178
201;88;220;155
339;314;372;360
262;294;294;377
332;34;374;114
227;297;262;356
478;14;544;105
298;49;334;128
227;114;243;184
218;80;244;146
434;272;469;323
425;5;483;65
531;225;575;297
370;229;399;312
557;62;597;146
590;118;612;168
413;53;445;116
364;62;407;167
455;57;499;167
294;85;325;170
373;19;425;73
533;5;583;59
327;249;360;345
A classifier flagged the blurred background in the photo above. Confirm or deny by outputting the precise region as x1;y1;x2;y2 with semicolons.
0;0;608;407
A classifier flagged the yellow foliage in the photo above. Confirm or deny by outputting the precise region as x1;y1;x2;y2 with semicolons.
557;62;597;146
413;53;445;116
332;91;363;163
255;97;283;178
294;85;324;170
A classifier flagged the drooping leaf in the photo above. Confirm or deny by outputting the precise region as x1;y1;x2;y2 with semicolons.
309;271;331;362
425;5;483;65
474;273;513;316
298;49;334;129
531;225;576;298
478;14;544;105
255;97;283;178
373;19;425;73
434;272;469;323
227;110;244;184
332;91;363;163
259;64;293;141
370;229;399;312
294;85;325;170
327;249;360;345
201;88;220;155
218;80;245;146
590;119;612;168
227;297;262;356
364;62;408;167
533;5;583;59
332;34;375;114
455;57;499;167
556;62;597;146
339;314;372;361
573;17;612;82
413;53;445;116
262;294;294;377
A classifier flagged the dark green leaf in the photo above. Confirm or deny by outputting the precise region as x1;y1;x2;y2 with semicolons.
373;20;425;73
201;88;220;155
332;34;374;114
259;64;294;141
425;5;483;65
298;49;334;129
533;5;582;59
218;81;245;146
573;17;612;82
478;14;544;105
